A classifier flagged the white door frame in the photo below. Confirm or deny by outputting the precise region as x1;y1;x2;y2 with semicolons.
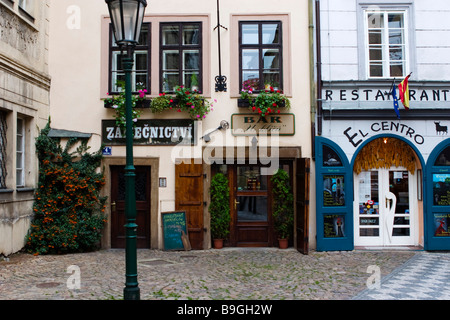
354;167;418;247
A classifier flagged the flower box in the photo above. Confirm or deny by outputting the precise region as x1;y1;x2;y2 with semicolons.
104;99;151;109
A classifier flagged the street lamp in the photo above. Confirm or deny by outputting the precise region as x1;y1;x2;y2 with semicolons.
105;0;147;301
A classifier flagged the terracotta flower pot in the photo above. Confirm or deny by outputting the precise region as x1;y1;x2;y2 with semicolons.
278;238;288;249
213;239;224;249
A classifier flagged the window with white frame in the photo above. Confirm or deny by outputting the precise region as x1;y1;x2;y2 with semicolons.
16;117;25;188
0;111;7;189
366;10;408;78
109;23;151;94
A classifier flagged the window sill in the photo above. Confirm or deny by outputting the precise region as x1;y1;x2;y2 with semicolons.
16;187;35;193
0;189;14;194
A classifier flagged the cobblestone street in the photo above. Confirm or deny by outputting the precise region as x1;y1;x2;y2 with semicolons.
0;248;417;300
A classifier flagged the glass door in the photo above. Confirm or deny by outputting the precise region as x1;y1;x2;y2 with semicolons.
355;168;415;247
235;165;270;246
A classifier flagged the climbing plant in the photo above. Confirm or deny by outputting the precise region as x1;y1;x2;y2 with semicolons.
25;121;107;255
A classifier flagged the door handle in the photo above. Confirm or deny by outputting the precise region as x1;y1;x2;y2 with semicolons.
234;199;240;210
111;201;116;211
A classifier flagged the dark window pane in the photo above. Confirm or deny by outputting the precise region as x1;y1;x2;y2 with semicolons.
237;196;268;221
434;147;450;166
162;25;179;45
183;25;200;45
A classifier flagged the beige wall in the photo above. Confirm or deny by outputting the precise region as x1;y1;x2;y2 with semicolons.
48;0;312;250
0;0;51;255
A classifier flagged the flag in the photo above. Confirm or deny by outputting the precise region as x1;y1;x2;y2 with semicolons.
398;73;411;110
391;82;401;119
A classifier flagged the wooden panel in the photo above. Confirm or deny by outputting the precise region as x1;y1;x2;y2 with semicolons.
296;158;310;254
110;166;151;248
175;161;204;250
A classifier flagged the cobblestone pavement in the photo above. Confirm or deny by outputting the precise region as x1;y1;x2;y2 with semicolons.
0;248;420;300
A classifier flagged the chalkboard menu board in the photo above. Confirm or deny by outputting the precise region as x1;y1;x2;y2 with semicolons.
162;211;188;251
433;174;450;206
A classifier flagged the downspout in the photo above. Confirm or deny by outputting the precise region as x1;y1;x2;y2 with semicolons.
315;0;323;137
309;0;316;160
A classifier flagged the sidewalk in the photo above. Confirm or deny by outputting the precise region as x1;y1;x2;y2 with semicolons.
0;248;423;300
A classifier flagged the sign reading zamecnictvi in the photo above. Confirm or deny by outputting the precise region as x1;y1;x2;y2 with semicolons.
102;119;196;145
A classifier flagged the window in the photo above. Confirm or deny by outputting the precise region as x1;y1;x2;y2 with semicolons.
18;0;34;20
366;10;407;78
239;21;283;91
16;117;25;188
109;23;151;94
160;22;202;93
0;111;7;189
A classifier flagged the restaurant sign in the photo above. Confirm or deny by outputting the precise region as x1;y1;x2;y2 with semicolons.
231;113;295;136
102;119;196;145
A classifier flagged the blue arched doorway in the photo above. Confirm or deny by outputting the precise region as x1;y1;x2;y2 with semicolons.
426;139;450;250
315;137;354;251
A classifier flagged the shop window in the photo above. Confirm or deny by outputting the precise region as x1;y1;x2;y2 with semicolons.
0;111;7;189
365;10;408;78
434;146;450;166
324;214;346;238
239;21;283;92
160;22;202;93
109;23;151;94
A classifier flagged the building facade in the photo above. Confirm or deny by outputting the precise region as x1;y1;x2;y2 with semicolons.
0;0;51;255
48;0;313;251
315;0;450;251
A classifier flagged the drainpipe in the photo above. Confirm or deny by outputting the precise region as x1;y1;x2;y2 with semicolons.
309;0;316;160
315;0;323;137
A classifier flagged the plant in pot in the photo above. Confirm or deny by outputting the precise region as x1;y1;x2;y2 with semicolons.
209;172;230;249
271;169;294;249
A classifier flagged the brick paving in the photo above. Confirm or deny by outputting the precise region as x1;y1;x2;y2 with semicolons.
0;248;418;300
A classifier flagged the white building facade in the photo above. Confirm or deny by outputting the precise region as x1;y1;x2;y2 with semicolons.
315;0;450;251
0;0;51;255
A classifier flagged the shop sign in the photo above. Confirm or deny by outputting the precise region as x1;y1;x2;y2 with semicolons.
324;87;450;103
231;113;295;136
343;121;425;148
102;119;196;146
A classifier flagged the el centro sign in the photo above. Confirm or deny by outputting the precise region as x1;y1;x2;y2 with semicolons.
231;113;295;136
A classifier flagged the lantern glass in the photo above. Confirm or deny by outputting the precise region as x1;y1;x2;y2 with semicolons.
106;0;147;46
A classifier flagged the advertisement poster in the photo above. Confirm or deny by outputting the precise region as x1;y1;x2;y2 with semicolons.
433;174;450;206
434;213;450;237
324;215;345;238
323;175;345;206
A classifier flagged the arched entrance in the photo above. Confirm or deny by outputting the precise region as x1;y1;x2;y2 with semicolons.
352;137;423;248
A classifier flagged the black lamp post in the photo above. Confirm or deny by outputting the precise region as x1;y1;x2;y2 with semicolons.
105;0;147;301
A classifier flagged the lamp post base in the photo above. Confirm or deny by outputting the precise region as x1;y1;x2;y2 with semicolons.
124;287;140;300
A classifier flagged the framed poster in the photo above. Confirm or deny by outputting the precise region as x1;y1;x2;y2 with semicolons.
323;175;345;206
433;174;450;206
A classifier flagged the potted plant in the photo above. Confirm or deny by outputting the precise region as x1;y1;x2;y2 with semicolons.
271;169;294;249
209;172;230;249
239;87;290;117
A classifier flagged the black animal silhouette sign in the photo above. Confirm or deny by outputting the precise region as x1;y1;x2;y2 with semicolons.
435;122;448;135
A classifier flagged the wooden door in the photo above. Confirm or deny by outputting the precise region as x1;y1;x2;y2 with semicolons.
296;158;310;254
231;165;272;247
110;166;151;248
175;161;204;250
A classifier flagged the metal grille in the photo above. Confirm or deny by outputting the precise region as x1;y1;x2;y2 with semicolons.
0;111;7;189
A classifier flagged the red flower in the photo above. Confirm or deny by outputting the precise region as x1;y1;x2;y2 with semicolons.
258;109;262;114
277;110;281;114
272;103;277;107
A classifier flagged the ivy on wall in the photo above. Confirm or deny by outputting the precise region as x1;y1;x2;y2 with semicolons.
25;122;107;255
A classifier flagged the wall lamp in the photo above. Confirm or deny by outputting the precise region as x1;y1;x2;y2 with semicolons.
201;120;229;143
